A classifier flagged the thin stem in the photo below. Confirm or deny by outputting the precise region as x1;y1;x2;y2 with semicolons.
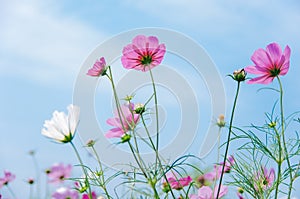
127;141;148;179
148;69;176;199
274;127;282;199
277;76;293;198
70;141;93;199
7;184;17;199
106;67;126;132
216;81;241;198
91;145;111;199
140;115;176;199
29;184;33;199
30;152;40;198
149;68;159;170
213;127;222;191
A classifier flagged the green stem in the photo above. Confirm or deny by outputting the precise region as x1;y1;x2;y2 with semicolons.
216;81;241;198
149;68;159;170
127;141;150;183
91;145;111;199
106;66;126;132
148;69;176;199
277;76;293;198
140;115;176;199
274;128;282;199
70;141;93;199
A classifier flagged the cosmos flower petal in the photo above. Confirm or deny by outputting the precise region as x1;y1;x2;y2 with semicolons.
266;43;282;66
247;74;274;84
251;48;272;69
244;65;268;74
105;128;124;138
214;185;228;198
87;57;107;77
197;186;213;199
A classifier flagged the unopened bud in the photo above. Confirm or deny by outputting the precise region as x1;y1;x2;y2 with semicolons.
217;114;226;128
134;103;145;114
86;139;96;147
232;69;246;82
121;134;131;143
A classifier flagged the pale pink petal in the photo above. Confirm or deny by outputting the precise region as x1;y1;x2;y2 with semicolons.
214;185;228;198
268;168;275;185
148;36;159;49
132;35;147;49
105;128;124;138
198;186;213;199
189;194;199;199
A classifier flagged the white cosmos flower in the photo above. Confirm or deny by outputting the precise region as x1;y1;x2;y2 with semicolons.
42;104;80;143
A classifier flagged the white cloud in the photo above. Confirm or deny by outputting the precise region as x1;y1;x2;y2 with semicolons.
0;0;107;86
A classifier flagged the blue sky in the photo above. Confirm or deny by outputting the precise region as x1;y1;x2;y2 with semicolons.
1;0;300;198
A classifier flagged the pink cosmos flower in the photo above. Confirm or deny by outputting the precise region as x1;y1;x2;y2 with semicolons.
87;57;107;77
105;104;140;138
52;187;79;199
47;163;72;184
121;35;166;72
0;171;16;188
162;173;192;190
254;166;275;191
190;185;228;199
82;191;97;199
244;42;291;84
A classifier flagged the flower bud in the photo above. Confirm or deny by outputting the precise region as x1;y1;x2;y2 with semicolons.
217;114;225;128
134;103;145;114
121;134;131;143
238;187;244;194
86;139;96;147
231;69;246;82
124;95;134;101
268;121;276;128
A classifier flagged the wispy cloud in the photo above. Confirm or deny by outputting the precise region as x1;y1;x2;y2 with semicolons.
0;0;107;86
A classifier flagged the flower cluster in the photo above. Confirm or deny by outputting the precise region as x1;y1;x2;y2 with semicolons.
1;35;299;199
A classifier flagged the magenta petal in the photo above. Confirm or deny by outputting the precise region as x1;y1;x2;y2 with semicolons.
244;65;268;74
266;42;282;66
251;48;272;69
247;74;274;84
283;45;291;61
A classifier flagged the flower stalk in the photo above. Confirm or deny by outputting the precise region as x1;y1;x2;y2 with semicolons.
216;80;241;198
